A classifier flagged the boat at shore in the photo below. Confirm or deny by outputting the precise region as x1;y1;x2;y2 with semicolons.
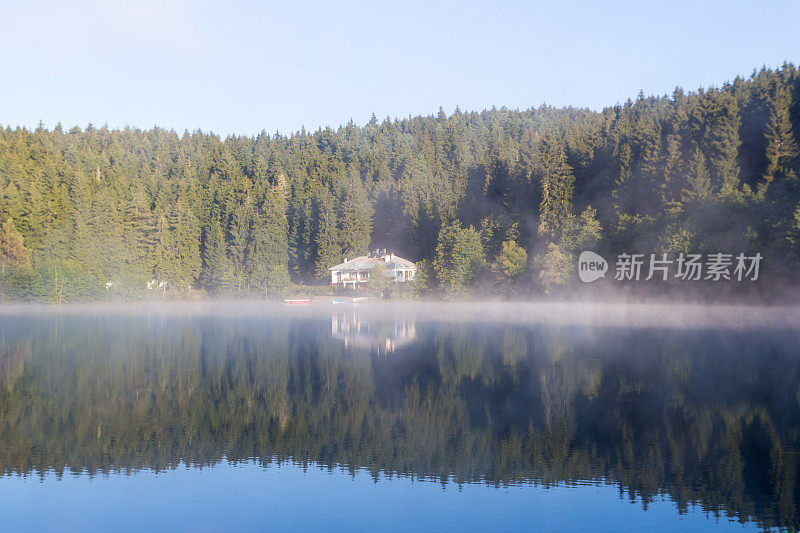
283;298;311;306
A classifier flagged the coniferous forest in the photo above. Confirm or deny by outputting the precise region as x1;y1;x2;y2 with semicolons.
1;64;800;301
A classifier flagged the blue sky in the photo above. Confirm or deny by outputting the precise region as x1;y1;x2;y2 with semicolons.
1;0;798;136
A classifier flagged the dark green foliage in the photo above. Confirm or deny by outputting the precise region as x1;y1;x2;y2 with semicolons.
201;216;231;293
537;134;576;240
0;219;29;275
433;222;486;298
681;144;713;206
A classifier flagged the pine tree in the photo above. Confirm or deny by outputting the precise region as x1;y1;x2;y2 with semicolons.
152;213;173;283
229;198;253;291
634;116;663;215
681;144;713;205
313;188;341;280
172;204;201;288
0;219;30;275
338;174;373;257
201;217;229;293
67;171;94;273
704;91;742;191
661;125;684;205
249;186;290;296
762;84;799;191
537;136;575;240
126;187;156;277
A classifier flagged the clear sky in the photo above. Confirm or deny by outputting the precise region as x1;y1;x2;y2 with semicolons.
1;0;798;137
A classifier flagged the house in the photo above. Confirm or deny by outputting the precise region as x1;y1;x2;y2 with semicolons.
329;249;416;288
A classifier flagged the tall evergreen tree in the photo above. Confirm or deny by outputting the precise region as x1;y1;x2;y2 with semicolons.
0;219;29;275
250;186;290;295
704;91;742;191
201;216;230;293
313;188;341;280
537;136;575;240
762;84;799;192
681;144;713;206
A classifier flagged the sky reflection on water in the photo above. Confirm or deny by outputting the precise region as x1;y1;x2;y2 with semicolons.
0;461;759;532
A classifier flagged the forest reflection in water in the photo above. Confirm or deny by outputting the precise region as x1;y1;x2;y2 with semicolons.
1;302;799;531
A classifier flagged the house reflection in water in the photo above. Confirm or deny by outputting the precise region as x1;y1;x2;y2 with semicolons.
331;311;416;354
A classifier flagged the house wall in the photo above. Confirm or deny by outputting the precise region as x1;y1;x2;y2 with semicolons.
331;267;416;284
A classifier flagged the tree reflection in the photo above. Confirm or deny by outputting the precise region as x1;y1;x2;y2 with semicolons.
0;311;799;530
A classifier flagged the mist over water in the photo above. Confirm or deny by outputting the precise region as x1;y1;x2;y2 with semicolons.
1;302;799;530
2;300;798;329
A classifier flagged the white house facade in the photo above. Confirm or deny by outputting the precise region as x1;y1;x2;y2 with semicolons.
329;249;416;288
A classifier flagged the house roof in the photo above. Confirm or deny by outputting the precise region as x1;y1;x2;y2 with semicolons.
329;250;415;271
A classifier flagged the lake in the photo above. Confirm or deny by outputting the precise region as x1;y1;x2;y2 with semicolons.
1;302;799;531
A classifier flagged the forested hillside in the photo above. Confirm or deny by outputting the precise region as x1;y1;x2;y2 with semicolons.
1;64;799;300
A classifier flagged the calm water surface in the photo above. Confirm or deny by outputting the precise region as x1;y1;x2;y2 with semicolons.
1;302;798;531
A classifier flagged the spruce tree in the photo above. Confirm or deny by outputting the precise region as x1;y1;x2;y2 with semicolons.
313;188;341;280
537;136;575;240
338;174;373;258
681;144;713;205
705;91;742;192
201;217;229;293
250;186;290;296
762;84;799;191
0;219;30;275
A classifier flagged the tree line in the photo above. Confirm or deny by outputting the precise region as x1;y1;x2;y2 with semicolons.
1;64;799;300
